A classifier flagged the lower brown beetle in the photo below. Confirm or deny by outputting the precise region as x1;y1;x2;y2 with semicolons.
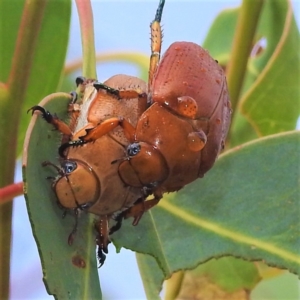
30;74;150;265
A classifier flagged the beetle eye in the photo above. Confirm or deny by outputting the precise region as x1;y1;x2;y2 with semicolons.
127;143;141;156
62;161;77;174
80;202;93;210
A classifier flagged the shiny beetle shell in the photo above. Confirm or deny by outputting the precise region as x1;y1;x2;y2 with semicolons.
118;42;231;195
53;74;147;215
151;41;231;177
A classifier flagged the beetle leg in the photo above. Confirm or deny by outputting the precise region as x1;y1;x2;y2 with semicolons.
75;76;85;87
94;82;120;97
69;91;78;104
78;118;122;142
94;82;146;100
148;0;164;90
118;89;147;100
59;139;86;158
78;117;136;143
123;196;161;226
109;215;123;235
95;216;110;267
28;105;72;136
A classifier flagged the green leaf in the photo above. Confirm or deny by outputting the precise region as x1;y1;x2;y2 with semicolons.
252;271;300;299
16;0;71;155
240;0;300;136
0;0;25;81
203;0;300;146
113;131;300;296
136;253;163;300
186;257;261;292
202;7;238;67
22;95;101;299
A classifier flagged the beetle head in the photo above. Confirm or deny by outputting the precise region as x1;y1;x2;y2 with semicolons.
53;159;100;210
118;142;169;189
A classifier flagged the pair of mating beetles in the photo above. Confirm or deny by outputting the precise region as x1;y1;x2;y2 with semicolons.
29;0;231;265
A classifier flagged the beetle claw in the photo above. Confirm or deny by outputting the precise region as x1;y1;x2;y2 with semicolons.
76;76;86;86
59;140;87;158
69;91;78;104
28;105;73;137
109;215;123;235
27;105;52;122
97;249;106;268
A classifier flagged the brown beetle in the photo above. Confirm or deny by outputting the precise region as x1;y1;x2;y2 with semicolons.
29;0;231;265
29;74;149;265
67;0;231;204
117;41;231;200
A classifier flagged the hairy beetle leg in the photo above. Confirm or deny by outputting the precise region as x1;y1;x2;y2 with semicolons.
28;105;72;136
118;89;147;100
108;196;160;236
95;216;110;267
78;117;136;143
94;81;146;100
97;250;106;268
123;196;161;226
58;139;86;158
109;215;123;235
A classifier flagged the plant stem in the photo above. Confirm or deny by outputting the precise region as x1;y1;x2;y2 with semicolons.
0;0;47;298
75;0;97;79
164;271;184;300
0;182;24;204
226;0;264;113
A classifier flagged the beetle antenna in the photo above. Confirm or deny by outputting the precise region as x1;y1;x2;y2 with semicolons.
148;0;165;94
154;0;165;22
68;208;79;245
42;160;65;176
111;156;130;165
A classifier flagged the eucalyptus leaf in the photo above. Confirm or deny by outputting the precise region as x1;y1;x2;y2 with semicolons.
185;257;261;292
240;0;300;136
203;0;300;146
22;95;101;299
113;131;300;296
136;253;163;300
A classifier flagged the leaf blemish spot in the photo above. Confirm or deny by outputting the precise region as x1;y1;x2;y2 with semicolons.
72;255;86;268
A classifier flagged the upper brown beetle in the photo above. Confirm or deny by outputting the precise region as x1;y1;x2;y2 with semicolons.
62;0;231;206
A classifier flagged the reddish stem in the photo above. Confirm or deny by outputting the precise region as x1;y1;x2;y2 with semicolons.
75;0;97;78
0;182;24;204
